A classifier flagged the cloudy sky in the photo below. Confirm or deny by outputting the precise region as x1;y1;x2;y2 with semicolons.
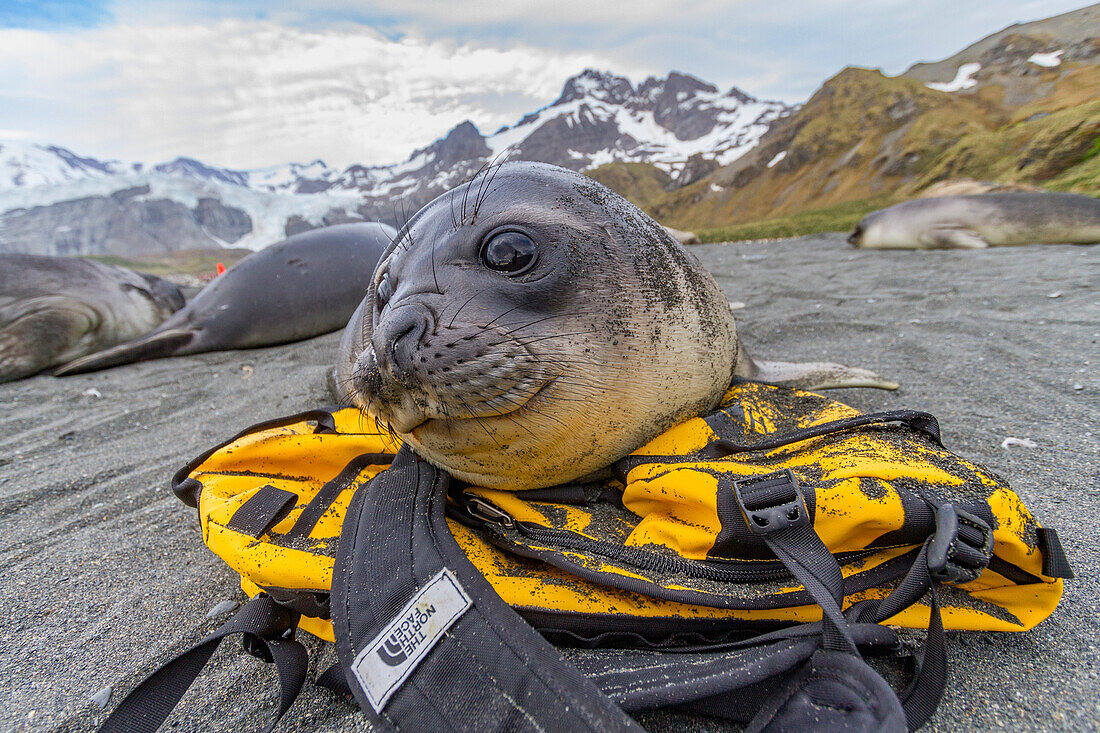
0;0;1090;169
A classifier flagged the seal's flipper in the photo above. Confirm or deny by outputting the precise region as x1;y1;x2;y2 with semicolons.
924;227;989;249
54;328;195;376
737;354;899;391
0;309;94;383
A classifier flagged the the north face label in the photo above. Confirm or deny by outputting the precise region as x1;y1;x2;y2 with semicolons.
375;601;438;666
351;569;472;711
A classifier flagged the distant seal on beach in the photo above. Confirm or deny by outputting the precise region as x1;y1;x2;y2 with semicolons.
335;162;896;490
55;222;396;376
847;192;1100;249
0;255;184;383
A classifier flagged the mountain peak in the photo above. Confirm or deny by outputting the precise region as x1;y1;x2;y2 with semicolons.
152;157;249;186
553;68;636;106
639;70;718;99
410;120;490;169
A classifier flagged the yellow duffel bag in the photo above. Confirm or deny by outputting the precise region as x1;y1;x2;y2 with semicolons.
174;380;1068;643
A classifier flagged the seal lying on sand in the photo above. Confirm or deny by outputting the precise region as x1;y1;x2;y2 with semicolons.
335;162;896;490
0;255;184;383
56;222;396;376
848;192;1100;249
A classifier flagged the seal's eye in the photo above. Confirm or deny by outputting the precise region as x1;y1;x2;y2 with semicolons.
376;272;393;310
481;231;537;275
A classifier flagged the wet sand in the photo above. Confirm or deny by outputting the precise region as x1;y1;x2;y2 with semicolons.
1;234;1096;732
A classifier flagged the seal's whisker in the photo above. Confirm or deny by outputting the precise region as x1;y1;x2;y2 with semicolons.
401;200;416;253
390;201;407;251
457;395;503;448
470;161;494;224
512;350;605;366
430;228;441;294
473;149;513;220
506;398;573;431
488;311;590;337
481;395;538;436
497;330;600;348
484;393;571;431
447;290;484;329
478;303;527;330
501;371;597;389
460;164;486;224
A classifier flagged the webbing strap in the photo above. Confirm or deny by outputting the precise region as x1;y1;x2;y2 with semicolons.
734;470;857;655
284;452;395;541
227;485;297;538
329;445;643;732
850;541;948;732
727;469;918;731
763;523;858;655
97;595;307;733
1037;527;1074;579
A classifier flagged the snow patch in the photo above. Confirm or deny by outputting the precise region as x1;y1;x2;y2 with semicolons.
926;63;981;92
1027;50;1063;68
0;169;362;251
767;151;787;168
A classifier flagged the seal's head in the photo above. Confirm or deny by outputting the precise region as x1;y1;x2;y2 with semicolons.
847;206;924;249
337;161;736;490
134;272;187;316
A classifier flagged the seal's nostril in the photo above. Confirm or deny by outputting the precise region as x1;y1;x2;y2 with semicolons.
374;306;429;381
390;322;415;363
389;322;418;372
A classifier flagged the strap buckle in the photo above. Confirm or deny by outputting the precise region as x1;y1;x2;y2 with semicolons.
462;494;515;530
927;503;994;584
733;469;810;535
240;593;300;662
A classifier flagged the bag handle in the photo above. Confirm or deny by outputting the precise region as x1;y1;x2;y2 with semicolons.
614;409;942;478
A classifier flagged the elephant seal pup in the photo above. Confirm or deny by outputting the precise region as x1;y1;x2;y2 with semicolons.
848;192;1100;249
0;255;184;383
56;222;396;376
335;162;896;491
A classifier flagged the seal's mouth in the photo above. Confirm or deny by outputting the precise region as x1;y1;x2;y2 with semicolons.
410;377;558;437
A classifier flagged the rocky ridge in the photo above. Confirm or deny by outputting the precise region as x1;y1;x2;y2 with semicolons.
0;70;790;256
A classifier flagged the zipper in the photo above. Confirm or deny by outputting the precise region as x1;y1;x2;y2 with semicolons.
463;493;880;584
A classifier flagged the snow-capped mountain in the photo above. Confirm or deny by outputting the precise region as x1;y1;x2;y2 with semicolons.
1;142;135;190
0;69;792;257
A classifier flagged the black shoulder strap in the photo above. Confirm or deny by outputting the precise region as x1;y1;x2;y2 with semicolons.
329;445;644;732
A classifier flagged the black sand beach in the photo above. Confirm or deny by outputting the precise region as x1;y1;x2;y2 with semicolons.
2;234;1097;732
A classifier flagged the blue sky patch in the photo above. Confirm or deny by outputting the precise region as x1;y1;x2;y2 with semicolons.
1;0;111;29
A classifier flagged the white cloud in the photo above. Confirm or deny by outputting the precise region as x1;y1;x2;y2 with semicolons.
2;0;1088;169
0;19;638;169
